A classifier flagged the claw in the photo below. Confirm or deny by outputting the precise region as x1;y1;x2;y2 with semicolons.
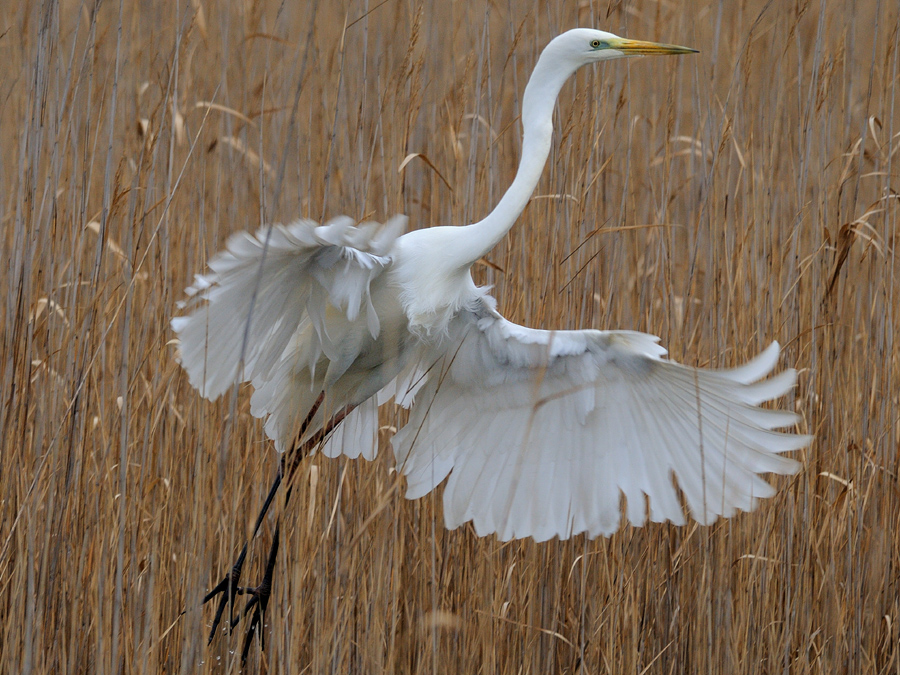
202;526;280;663
239;525;280;663
201;467;286;660
202;543;248;644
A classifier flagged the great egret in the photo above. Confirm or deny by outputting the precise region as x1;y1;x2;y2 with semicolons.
173;28;811;656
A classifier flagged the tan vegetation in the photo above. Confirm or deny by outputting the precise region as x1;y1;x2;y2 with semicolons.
2;0;899;672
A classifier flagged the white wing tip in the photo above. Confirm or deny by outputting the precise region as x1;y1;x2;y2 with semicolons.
606;331;667;359
725;341;782;383
170;316;188;334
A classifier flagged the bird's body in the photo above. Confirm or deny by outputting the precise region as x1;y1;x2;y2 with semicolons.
175;29;811;545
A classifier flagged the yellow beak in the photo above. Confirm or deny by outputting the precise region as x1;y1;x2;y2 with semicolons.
605;38;698;56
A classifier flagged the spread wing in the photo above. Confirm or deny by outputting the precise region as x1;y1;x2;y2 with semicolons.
172;215;407;454
393;297;810;542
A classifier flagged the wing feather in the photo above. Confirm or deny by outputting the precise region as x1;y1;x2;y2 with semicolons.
393;297;810;541
173;215;407;454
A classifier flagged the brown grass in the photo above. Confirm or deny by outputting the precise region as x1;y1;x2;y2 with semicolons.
2;0;899;672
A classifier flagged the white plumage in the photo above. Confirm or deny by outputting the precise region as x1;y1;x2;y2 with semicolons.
394;301;806;540
173;28;810;542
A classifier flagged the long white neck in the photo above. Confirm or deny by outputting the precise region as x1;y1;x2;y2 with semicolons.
449;52;580;269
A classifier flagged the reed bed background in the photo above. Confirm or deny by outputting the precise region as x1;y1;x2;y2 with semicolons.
2;0;899;672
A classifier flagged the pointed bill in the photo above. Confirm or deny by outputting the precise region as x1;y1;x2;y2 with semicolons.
605;38;698;55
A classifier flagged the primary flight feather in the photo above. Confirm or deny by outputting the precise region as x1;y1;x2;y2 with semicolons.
174;28;810;543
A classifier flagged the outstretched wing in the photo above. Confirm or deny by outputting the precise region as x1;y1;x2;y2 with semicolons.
393;297;810;542
172;215;407;454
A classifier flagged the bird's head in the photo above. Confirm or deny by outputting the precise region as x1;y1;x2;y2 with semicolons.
544;28;697;69
520;28;696;131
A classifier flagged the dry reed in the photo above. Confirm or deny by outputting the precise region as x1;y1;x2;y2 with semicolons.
2;0;899;672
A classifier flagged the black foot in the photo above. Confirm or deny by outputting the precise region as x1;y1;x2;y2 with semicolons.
203;467;284;655
203;542;249;644
203;526;280;664
233;524;280;662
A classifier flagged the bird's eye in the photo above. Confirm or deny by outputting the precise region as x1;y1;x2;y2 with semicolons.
590;39;602;48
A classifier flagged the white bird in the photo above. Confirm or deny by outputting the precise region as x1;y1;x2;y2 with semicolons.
174;28;810;652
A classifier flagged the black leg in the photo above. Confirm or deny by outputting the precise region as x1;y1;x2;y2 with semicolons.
202;398;358;657
202;542;248;644
235;523;280;663
203;467;282;644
